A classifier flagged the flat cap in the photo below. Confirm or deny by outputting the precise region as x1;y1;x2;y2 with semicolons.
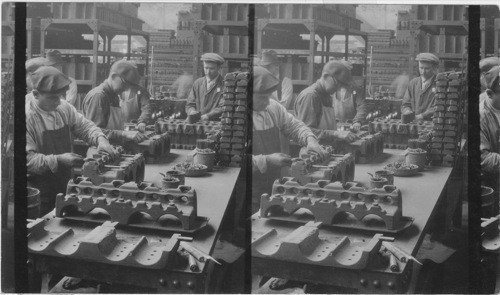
323;60;352;85
259;50;280;66
45;49;65;66
253;66;280;94
480;57;500;73
26;57;49;73
484;65;500;90
200;53;224;64
415;53;439;64
110;59;141;86
31;66;71;93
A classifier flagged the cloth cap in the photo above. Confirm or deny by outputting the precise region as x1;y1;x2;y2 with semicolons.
31;66;71;93
415;53;439;64
322;60;352;85
200;53;224;64
339;60;353;71
259;50;280;66
45;49;65;66
110;59;141;86
480;57;500;73
26;57;49;73
484;66;500;90
253;66;280;94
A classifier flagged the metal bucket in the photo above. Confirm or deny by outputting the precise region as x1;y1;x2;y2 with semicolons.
481;186;496;218
27;187;40;219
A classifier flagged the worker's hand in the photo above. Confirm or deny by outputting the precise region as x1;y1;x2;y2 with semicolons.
137;122;147;133
334;130;359;143
415;114;424;121
123;130;149;143
97;137;119;159
56;153;84;167
200;114;209;121
266;153;292;168
306;137;327;160
351;122;361;132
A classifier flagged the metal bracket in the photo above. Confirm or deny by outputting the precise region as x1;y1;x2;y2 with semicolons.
40;18;52;31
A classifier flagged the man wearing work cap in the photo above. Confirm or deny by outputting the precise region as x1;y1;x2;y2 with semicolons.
401;52;439;121
26;66;117;215
252;66;327;213
294;60;359;143
332;60;367;131
480;65;500;177
479;57;500;104
46;49;78;108
25;57;50;105
82;59;148;143
259;50;294;108
185;53;225;121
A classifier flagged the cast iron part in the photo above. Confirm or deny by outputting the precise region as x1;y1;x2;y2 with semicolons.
155;119;221;150
335;131;385;163
369;118;433;150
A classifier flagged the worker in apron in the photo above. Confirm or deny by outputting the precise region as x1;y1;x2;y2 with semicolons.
26;66;117;216
252;66;327;213
401;53;439;121
258;49;294;109
82;59;148;144
185;53;225;121
119;85;152;133
294;60;358;144
45;49;79;110
479;57;500;104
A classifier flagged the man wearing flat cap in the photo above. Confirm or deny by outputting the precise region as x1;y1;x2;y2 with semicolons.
26;66;117;215
185;53;225;121
259;50;294;108
46;49;79;109
480;57;500;104
82;59;148;143
252;66;327;213
401;52;440;121
25;57;50;105
294;60;359;143
480;65;500;177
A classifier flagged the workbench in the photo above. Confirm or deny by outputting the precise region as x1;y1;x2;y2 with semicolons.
251;148;454;293
28;149;241;293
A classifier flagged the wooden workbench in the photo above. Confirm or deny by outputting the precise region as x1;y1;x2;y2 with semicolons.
28;149;241;293
251;148;454;293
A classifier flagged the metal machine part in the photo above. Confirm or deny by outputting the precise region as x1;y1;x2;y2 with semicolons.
260;177;413;232
369;118;433;150
122;126;171;163
55;177;208;232
335;131;385;163
155;119;220;150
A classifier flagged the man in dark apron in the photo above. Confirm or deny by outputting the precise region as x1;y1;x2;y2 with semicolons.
401;52;439;121
252;66;327;213
294;60;358;144
119;85;152;133
82;60;148;144
26;66;117;216
185;53;225;121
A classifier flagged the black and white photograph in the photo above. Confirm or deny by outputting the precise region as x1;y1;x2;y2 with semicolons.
0;2;500;294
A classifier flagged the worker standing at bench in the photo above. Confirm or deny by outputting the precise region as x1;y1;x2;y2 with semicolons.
185;53;225;121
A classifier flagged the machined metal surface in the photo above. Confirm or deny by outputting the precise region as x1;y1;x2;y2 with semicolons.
335;131;385;163
122;127;171;163
260;177;412;232
55;177;208;232
155;119;220;150
369;119;433;150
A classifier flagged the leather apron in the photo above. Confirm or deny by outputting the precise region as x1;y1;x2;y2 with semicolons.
120;89;141;124
28;125;72;216
106;104;125;131
252;125;282;214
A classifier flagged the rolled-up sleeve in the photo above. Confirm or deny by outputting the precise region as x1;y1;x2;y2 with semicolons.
275;101;316;146
66;103;105;146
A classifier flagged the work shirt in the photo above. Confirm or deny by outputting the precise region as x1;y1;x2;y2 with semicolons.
66;77;78;108
332;86;367;124
26;98;104;175
185;74;224;120
119;86;152;124
479;91;488;104
294;80;335;140
82;81;124;141
252;99;316;173
271;76;294;108
480;98;500;173
401;75;437;120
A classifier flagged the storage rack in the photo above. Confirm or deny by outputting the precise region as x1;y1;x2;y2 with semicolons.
408;5;469;77
255;4;367;95
192;4;250;79
480;16;500;58
1;2;15;72
38;3;150;93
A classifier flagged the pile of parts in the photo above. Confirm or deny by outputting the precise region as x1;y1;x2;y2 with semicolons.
289;146;355;185
369;119;433;150
71;146;145;185
155;119;220;150
335;131;384;163
55;176;208;232
122;123;171;163
219;72;250;167
429;71;467;166
260;177;413;233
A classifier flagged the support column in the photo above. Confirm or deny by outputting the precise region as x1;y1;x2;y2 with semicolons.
309;28;315;84
127;31;131;60
344;30;349;60
92;28;98;87
145;35;150;90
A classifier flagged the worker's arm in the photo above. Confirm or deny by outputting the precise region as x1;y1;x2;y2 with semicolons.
137;89;152;124
64;101;106;146
26;127;58;175
65;77;78;107
274;101;317;146
185;81;198;115
352;88;368;124
252;154;268;173
280;77;294;105
83;92;124;142
401;84;413;114
420;104;436;120
205;91;224;120
294;93;336;141
480;119;500;173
